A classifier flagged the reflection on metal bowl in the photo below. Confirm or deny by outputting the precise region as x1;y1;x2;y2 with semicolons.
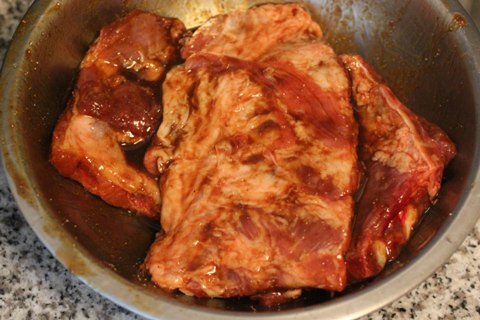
1;0;480;319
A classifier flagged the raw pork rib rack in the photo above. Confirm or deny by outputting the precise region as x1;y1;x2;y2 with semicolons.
144;3;359;301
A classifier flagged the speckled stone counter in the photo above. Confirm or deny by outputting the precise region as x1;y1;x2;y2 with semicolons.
1;0;480;319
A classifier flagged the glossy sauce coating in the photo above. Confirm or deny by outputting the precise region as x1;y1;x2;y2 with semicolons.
144;5;359;299
78;11;185;144
51;11;186;217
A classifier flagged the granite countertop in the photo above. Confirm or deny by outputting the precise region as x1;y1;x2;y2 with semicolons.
1;0;480;319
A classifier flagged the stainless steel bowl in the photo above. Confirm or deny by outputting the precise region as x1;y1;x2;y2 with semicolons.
2;0;480;319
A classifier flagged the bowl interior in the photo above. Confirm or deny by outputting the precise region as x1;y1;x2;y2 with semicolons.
1;0;479;317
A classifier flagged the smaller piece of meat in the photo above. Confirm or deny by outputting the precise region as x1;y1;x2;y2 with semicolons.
79;10;186;144
51;108;161;216
341;55;456;280
50;11;186;217
181;3;322;61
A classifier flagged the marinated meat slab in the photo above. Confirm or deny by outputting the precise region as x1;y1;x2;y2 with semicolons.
144;11;359;297
50;11;186;218
181;3;322;60
341;55;456;280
